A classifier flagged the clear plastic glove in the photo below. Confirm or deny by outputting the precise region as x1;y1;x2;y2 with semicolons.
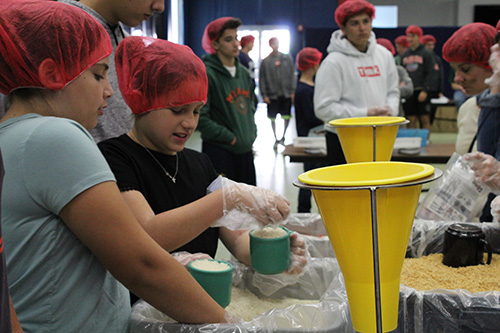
224;311;243;324
220;177;290;226
464;152;500;194
367;105;392;116
491;195;500;223
286;232;308;274
171;251;212;268
485;44;500;89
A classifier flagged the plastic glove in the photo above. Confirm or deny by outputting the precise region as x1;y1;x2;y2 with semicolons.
464;152;500;194
221;177;290;225
491;195;500;223
171;251;212;268
367;106;392;116
286;232;308;274
223;311;243;324
485;44;500;89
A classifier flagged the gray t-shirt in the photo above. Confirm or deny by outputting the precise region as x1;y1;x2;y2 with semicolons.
58;0;133;143
0;114;130;332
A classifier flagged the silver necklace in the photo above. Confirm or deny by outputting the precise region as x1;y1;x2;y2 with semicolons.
129;132;178;183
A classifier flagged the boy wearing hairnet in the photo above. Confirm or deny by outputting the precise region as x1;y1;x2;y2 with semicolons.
197;17;258;185
58;0;165;143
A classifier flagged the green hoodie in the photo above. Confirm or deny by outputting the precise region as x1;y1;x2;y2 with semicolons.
197;54;257;154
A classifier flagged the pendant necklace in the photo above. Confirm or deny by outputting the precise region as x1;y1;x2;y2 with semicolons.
129;132;178;183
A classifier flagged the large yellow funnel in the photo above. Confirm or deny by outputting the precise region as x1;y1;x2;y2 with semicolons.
329;116;407;163
296;161;438;333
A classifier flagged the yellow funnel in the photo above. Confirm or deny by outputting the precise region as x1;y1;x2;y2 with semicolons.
297;162;435;333
329;116;406;163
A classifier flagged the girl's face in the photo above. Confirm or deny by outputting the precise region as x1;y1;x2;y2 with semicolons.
137;101;204;155
58;58;113;130
451;62;492;96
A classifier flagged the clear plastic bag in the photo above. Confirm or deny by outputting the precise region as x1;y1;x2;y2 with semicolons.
416;153;489;221
128;258;355;333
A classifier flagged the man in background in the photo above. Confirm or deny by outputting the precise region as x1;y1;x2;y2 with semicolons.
259;37;296;149
59;0;165;142
314;0;399;165
401;25;438;132
197;17;258;185
394;35;409;66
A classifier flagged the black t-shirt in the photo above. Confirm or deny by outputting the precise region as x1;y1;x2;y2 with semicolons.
0;150;12;333
294;81;323;137
98;134;220;257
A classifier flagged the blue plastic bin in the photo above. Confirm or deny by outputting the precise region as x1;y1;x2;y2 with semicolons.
396;129;429;147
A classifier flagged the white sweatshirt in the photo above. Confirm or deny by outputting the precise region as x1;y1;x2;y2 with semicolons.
314;30;400;122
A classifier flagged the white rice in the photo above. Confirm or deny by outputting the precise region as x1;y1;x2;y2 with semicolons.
252;226;287;239
155;286;318;324
190;259;231;272
226;287;318;321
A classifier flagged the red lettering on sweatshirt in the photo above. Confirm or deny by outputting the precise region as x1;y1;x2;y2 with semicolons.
402;55;423;65
357;65;380;77
226;88;249;103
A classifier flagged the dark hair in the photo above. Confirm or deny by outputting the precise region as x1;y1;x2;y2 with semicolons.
215;18;242;41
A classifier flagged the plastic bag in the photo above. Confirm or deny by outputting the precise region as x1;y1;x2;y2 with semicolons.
397;219;500;333
415;152;489;221
128;258;355;332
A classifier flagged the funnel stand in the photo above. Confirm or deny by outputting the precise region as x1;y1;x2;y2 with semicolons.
370;187;383;333
372;126;377;162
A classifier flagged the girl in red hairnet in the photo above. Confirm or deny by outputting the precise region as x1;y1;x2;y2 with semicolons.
442;22;496;157
452;23;500;222
99;36;307;305
0;1;244;330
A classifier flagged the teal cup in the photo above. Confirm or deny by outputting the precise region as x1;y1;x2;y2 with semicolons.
188;259;233;308
250;226;291;275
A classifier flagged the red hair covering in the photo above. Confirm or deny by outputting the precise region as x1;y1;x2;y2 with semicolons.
240;35;255;48
296;47;322;71
202;17;241;54
496;19;500;31
442;23;497;70
406;25;423;38
0;0;112;95
376;38;395;56
421;34;436;44
334;0;375;27
394;35;409;48
116;36;208;115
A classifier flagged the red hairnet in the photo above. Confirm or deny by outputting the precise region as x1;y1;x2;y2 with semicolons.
406;25;423;37
296;47;323;71
421;34;436;44
394;35;409;48
202;17;241;54
0;0;112;95
442;23;497;70
334;0;375;27
496;19;500;31
240;35;255;48
376;38;395;56
116;36;208;115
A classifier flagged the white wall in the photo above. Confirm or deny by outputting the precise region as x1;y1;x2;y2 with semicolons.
370;0;499;27
457;0;500;25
